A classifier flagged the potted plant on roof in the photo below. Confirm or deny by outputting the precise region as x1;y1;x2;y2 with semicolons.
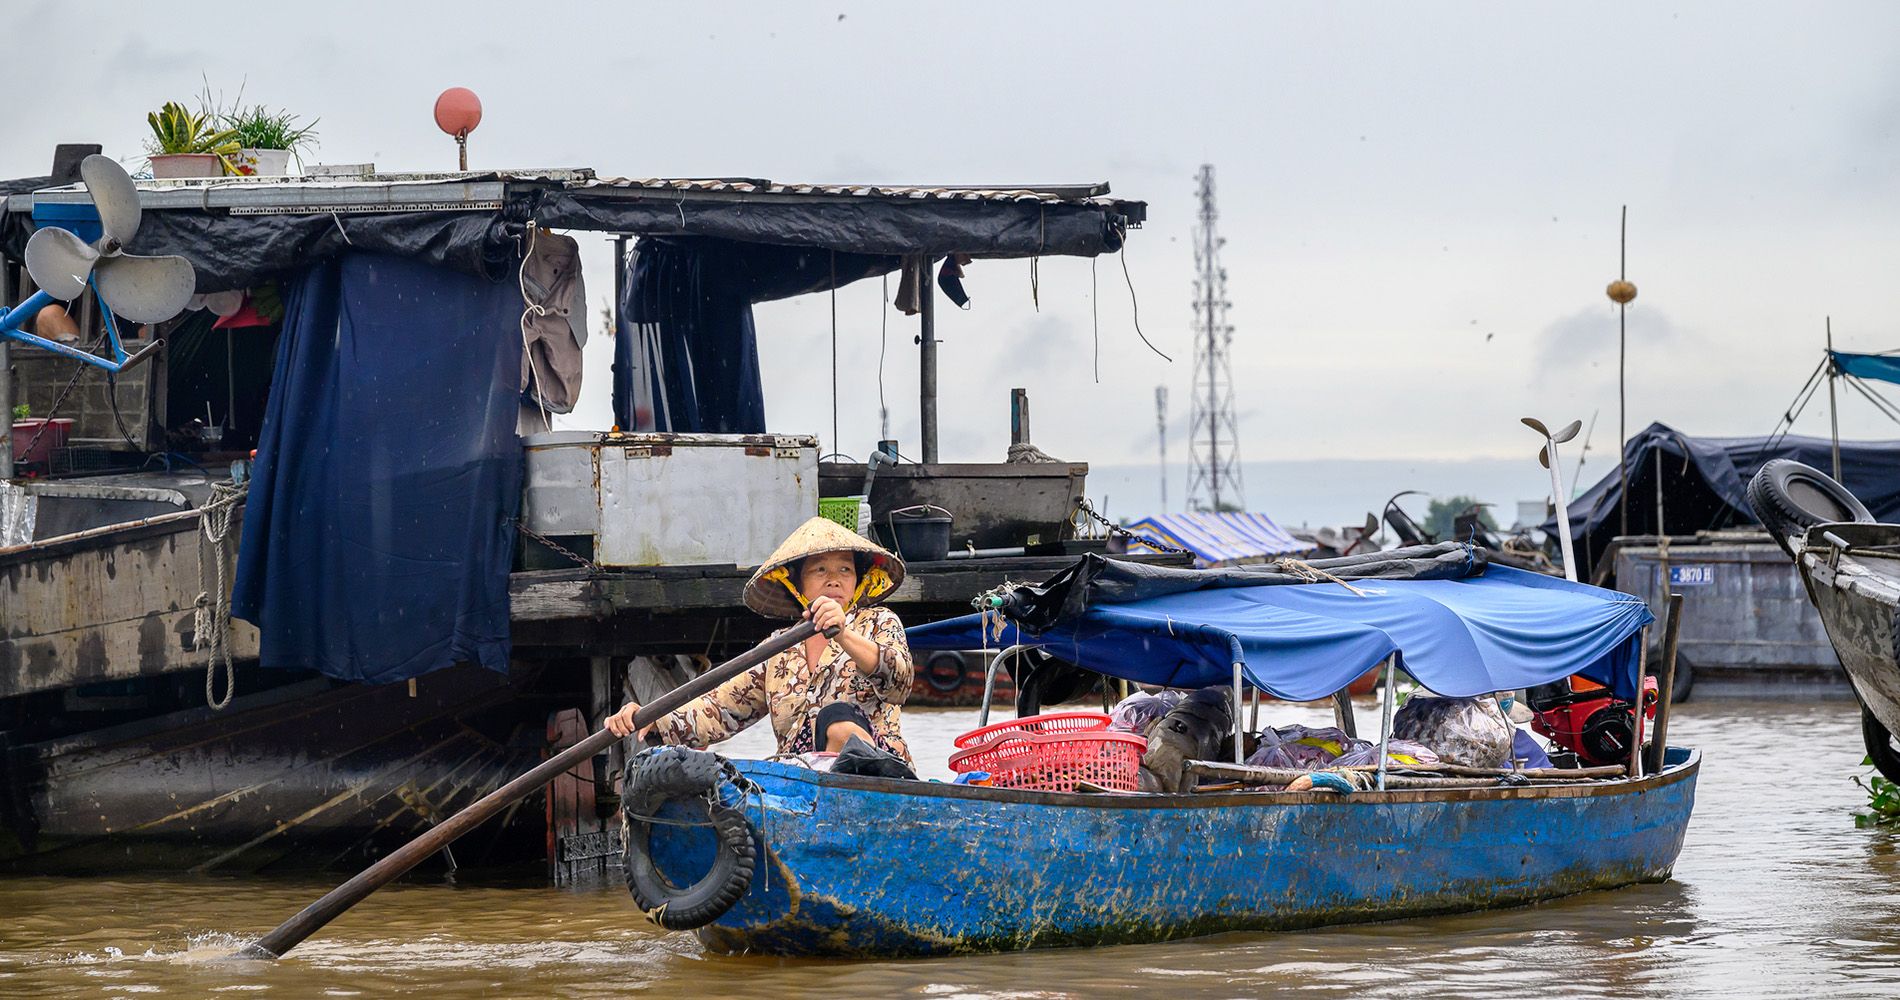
145;101;239;178
221;104;319;176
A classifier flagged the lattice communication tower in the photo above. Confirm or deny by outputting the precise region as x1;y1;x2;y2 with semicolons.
1185;164;1245;512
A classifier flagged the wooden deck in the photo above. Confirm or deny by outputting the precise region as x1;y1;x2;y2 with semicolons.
509;553;1190;656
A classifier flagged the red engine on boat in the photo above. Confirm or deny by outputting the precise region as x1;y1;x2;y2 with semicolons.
1526;675;1660;766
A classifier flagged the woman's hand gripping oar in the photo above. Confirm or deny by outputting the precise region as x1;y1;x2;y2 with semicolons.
233;618;835;960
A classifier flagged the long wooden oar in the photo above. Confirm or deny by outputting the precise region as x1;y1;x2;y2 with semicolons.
236;618;828;960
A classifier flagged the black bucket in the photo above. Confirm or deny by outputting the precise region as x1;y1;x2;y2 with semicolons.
877;505;953;562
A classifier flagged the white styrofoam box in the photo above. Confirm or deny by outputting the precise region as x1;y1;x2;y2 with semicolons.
522;431;818;568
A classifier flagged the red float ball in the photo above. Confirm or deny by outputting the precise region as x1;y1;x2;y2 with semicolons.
434;88;483;137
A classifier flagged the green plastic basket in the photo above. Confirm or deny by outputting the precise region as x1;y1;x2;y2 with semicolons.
818;496;863;533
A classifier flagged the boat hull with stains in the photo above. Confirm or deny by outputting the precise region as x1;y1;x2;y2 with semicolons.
646;750;1700;958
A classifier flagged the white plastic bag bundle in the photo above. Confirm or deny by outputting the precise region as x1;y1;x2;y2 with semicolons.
1246;725;1356;770
1108;690;1184;736
1331;739;1440;768
1391;694;1515;768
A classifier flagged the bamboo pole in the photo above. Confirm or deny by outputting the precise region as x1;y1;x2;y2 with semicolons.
237;619;831;960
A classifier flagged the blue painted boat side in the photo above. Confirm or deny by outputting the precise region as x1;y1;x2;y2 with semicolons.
644;749;1699;958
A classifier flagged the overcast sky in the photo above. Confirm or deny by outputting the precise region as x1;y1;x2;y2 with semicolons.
11;2;1900;520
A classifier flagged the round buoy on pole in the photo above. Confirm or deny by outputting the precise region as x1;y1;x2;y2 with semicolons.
434;88;483;170
1608;207;1635;541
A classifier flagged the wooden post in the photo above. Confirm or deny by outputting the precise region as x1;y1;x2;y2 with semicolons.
1654;448;1665;535
1010;388;1030;446
1331;689;1357;739
919;265;938;463
1645;593;1685;774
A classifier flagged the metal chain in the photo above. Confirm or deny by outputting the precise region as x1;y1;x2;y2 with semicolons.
1073;496;1188;554
516;518;598;572
16;361;89;465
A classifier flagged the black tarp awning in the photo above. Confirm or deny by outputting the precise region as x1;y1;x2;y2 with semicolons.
1545;421;1900;573
1;172;1143;292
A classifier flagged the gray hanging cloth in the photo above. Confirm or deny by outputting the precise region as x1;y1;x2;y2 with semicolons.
519;229;588;413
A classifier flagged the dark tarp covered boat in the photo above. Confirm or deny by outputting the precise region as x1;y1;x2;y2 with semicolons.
1547;421;1900;578
634;545;1698;957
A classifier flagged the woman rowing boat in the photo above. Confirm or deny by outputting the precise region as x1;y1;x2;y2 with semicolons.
606;517;915;762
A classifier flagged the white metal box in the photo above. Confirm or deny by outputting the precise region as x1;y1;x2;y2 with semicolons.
522;431;819;568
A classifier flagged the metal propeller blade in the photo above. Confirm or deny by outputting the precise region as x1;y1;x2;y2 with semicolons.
1552;420;1583;444
1521;417;1550;436
94;253;196;323
23;226;100;301
1538;445;1551;469
80;154;142;250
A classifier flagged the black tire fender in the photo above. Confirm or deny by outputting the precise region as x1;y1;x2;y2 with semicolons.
1645;647;1696;704
1864;707;1900;784
1746;460;1874;557
621;746;757;930
923;651;971;693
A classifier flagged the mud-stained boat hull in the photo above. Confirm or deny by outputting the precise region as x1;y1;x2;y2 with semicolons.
1794;523;1900;735
645;752;1700;958
0;662;545;873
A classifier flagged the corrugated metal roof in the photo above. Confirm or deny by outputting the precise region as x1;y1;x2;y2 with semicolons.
5;169;1136;216
578;176;1119;205
1124;512;1317;567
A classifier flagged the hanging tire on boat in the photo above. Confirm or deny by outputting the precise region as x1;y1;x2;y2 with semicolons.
1645;647;1695;703
1864;708;1900;783
621;746;757;930
1746;460;1874;556
924;651;972;693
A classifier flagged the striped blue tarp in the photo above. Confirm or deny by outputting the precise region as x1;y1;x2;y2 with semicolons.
1124;511;1316;567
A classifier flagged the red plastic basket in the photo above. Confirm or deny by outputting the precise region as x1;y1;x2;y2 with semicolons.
948;729;1147;792
951;711;1111;749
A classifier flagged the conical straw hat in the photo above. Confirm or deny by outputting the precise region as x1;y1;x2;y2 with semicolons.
744;517;907;618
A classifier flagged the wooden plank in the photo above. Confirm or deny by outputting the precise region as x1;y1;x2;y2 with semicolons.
0;510;257;698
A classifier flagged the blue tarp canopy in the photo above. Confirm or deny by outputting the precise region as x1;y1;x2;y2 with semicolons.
1124;511;1315;566
1832;350;1900;386
907;565;1653;701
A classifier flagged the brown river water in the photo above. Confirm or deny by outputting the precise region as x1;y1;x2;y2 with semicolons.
3;701;1898;999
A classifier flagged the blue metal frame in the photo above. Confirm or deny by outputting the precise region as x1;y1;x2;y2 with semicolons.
0;282;162;373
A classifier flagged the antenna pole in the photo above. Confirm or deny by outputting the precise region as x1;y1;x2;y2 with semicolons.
1156;385;1168;511
1828;317;1841;481
1186;165;1244;513
1617;205;1629;540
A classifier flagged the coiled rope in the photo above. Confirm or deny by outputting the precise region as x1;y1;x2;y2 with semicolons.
195;480;247;710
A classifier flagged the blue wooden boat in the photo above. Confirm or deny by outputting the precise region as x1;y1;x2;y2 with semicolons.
645;750;1697;957
632;545;1700;957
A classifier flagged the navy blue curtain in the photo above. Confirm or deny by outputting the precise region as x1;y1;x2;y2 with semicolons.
233;253;523;684
613;237;899;432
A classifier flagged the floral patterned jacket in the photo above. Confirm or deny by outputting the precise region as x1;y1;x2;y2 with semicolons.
650;605;914;762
